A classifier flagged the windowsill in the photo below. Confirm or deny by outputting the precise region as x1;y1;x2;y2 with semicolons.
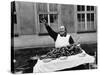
77;30;97;34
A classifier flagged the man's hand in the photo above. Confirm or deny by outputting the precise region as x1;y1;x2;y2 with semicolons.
41;18;49;26
40;18;46;24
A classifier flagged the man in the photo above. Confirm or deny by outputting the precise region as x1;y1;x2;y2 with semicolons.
42;19;74;48
39;19;82;59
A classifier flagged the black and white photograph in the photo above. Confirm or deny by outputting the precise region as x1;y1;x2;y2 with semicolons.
11;1;97;74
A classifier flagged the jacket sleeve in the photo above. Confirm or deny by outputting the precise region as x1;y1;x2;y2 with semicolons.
45;24;58;41
69;36;74;44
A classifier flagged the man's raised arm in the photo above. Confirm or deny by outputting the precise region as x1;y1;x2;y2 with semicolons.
41;19;58;41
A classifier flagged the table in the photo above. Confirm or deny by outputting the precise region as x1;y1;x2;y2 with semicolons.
33;50;95;73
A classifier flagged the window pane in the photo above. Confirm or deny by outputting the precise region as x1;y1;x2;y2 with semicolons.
77;22;85;31
87;13;94;22
91;6;94;11
91;13;94;21
37;3;47;12
87;6;91;11
49;4;58;12
77;13;85;22
87;6;94;11
77;13;85;31
39;14;48;23
87;13;91;21
77;5;81;11
77;14;81;21
50;14;58;23
82;5;85;11
77;5;85;11
82;13;85;21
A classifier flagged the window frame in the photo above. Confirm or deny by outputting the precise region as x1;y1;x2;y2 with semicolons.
37;3;59;34
76;5;96;33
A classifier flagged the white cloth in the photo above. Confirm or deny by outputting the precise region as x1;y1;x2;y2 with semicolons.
55;34;70;48
33;51;95;73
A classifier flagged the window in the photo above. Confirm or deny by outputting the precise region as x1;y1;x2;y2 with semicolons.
50;14;58;23
39;13;58;34
87;13;94;30
37;3;59;34
87;6;94;11
77;13;85;22
77;5;85;11
87;13;94;21
76;5;96;32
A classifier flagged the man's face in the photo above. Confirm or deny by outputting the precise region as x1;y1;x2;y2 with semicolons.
59;27;66;36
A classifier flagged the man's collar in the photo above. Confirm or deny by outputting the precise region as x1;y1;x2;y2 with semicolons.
60;34;67;37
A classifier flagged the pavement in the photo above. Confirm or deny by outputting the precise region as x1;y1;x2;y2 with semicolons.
13;33;97;50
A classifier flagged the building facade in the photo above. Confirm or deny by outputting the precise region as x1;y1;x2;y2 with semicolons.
11;1;97;48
